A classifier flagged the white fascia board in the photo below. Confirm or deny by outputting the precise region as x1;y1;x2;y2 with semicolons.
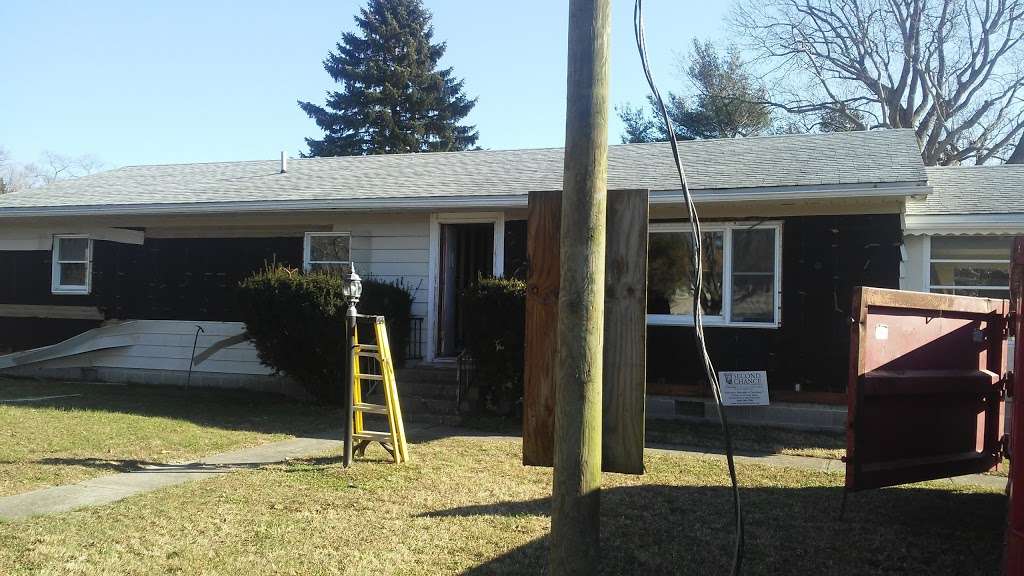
0;182;927;219
649;182;929;205
0;237;51;251
0;227;144;251
85;227;145;245
903;213;1024;236
0;195;530;218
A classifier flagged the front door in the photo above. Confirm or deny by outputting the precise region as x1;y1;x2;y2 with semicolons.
436;223;495;358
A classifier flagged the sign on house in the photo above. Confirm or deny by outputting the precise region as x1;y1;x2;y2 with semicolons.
719;371;770;406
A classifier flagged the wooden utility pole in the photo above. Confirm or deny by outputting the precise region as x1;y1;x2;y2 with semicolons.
550;0;611;573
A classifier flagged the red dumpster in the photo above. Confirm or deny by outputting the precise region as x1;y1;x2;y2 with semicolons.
847;287;1008;492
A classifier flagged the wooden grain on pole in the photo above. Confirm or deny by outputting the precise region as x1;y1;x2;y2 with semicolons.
602;189;649;475
523;190;562;467
550;0;611;573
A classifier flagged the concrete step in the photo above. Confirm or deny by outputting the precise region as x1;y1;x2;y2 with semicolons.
403;412;464;426
365;364;462;425
396;365;459;385
394;365;460;401
363;392;459;418
400;395;460;416
396;381;459;401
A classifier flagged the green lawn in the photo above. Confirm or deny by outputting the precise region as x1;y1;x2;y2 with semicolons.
0;378;339;497
0;435;1006;575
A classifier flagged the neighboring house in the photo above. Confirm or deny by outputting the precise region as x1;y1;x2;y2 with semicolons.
0;130;951;397
901;165;1024;301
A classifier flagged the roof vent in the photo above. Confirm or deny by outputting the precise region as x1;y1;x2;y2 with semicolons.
280;151;288;174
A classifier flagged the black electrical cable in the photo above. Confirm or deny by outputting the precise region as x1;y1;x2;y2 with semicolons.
632;1;744;574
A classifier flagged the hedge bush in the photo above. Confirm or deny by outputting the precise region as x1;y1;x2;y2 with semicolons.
359;278;414;366
237;265;413;404
461;277;526;414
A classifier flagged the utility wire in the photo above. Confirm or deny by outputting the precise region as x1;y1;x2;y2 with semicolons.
632;1;744;573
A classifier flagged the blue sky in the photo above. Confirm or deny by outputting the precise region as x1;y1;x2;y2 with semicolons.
0;1;729;168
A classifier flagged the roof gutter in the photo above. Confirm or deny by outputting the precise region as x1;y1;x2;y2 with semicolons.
904;213;1024;235
0;182;927;219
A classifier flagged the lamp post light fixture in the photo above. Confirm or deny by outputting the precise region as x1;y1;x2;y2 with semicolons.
341;265;363;308
341;264;362;468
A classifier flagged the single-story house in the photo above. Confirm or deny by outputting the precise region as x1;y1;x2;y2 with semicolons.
901;165;1024;300
0;128;1013;401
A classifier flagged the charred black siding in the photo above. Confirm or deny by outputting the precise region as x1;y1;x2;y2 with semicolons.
0;236;301;352
504;219;528;280
0;243;118;352
3;214;900;393
98;237;302;321
0;318;103;352
646;213;902;393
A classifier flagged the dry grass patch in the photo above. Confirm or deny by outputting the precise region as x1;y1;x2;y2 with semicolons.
0;379;338;496
0;436;1005;575
645;418;846;459
644;418;1010;477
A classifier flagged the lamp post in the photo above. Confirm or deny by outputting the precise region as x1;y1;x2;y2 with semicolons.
341;264;362;468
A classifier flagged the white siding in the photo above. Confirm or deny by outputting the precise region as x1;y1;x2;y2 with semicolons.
0;320;271;376
331;214;431;320
901;234;930;292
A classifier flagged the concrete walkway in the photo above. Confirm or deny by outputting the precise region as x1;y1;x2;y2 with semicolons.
0;425;1006;521
0;437;342;521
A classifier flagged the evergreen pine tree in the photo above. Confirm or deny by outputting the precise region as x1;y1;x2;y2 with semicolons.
299;0;478;156
617;40;775;143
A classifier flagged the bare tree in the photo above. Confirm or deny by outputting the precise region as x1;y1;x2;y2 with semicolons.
0;148;104;193
30;151;104;185
732;0;1024;165
0;147;34;194
0;147;9;194
1010;128;1024;162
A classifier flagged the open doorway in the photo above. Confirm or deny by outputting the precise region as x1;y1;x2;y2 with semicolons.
436;223;494;358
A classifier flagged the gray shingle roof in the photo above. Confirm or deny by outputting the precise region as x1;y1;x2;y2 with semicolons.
0;129;925;213
908;165;1024;215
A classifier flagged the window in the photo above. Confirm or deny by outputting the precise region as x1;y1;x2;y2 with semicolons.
303;232;352;273
647;222;781;327
51;235;92;295
648;230;724;317
929;235;1012;299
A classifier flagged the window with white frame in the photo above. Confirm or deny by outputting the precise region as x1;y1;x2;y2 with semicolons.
51;235;92;294
303;232;352;273
647;222;781;327
929;235;1012;299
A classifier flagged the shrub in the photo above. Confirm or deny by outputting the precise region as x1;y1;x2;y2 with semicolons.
358;278;415;368
237;265;413;404
460;277;526;414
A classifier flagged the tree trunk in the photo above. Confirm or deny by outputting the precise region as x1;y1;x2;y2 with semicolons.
1009;132;1024;164
550;0;611;574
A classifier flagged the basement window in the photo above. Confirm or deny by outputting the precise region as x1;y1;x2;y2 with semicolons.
647;222;781;328
303;232;352;274
51;235;92;295
929;235;1012;299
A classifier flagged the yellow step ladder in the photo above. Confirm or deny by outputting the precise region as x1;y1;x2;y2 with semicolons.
351;315;409;464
